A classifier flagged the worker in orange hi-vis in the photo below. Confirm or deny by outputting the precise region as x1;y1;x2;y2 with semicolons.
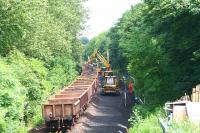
129;82;133;94
129;82;136;105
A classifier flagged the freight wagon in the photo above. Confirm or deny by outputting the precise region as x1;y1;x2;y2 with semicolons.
42;64;98;131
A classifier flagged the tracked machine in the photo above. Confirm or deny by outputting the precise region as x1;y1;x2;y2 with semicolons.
87;50;120;94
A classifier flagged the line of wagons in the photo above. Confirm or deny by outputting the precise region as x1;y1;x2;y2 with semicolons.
42;65;98;132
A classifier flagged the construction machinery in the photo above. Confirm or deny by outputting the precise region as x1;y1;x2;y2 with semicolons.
87;50;120;94
101;76;120;94
87;49;111;75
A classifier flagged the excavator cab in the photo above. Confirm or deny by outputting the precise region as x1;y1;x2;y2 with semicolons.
104;71;113;76
99;69;113;77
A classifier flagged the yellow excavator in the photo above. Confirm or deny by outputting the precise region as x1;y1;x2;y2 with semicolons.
87;50;120;94
87;49;111;74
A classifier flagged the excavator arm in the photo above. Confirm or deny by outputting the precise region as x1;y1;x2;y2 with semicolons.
87;50;98;64
96;51;111;70
87;50;111;71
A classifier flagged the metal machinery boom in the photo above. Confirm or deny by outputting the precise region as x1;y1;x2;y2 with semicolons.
87;50;111;71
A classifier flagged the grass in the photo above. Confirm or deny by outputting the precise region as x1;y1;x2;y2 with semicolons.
128;104;200;133
129;114;163;133
168;120;200;133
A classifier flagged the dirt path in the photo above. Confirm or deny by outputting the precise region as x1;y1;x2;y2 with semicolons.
70;90;132;133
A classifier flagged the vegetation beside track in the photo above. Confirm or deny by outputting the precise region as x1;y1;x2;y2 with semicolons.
84;0;200;132
0;0;86;132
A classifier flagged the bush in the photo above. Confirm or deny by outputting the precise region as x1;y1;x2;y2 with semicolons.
0;113;6;132
128;104;164;133
169;120;200;133
129;114;163;133
0;50;78;131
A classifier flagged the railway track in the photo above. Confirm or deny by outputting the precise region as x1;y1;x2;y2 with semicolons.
30;64;131;133
41;64;98;132
70;90;132;133
30;91;131;133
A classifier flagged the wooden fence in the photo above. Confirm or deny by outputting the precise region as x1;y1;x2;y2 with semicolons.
191;84;200;102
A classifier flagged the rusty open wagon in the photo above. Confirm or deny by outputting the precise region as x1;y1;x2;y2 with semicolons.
42;65;98;130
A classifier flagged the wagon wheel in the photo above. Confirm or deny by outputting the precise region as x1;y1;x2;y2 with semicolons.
60;118;67;132
62;125;67;133
51;126;56;133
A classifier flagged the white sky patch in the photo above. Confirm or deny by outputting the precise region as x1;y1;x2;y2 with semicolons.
82;0;141;39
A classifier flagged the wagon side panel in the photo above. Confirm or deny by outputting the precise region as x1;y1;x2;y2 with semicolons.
64;104;73;120
73;100;81;115
43;105;53;120
55;105;63;118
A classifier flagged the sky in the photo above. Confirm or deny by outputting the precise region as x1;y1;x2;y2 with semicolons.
83;0;141;39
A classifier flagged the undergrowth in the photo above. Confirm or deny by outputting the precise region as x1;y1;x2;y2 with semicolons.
129;104;200;133
0;51;78;132
128;105;163;133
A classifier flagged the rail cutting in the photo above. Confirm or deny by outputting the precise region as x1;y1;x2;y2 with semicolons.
42;64;98;132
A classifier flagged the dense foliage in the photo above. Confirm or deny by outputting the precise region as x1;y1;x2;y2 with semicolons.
114;0;200;132
83;32;110;60
87;0;200;104
0;0;85;132
84;0;200;132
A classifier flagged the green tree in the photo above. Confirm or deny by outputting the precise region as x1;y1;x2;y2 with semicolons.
0;0;86;131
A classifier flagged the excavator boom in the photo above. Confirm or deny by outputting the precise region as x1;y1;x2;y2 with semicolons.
87;50;98;64
87;50;111;71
